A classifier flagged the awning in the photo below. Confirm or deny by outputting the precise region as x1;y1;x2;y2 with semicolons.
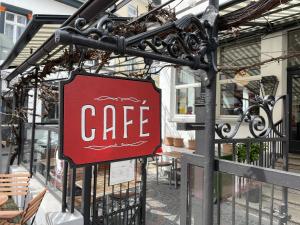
0;15;69;70
2;0;117;82
219;0;300;41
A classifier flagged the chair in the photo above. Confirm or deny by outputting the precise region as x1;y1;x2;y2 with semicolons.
0;189;47;225
0;173;31;209
154;155;173;185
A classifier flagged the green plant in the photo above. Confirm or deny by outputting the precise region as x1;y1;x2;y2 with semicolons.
237;143;263;163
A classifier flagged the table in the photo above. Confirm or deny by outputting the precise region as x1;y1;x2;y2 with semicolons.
158;149;195;189
0;195;8;207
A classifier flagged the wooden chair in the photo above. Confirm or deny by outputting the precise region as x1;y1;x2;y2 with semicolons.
154;155;173;185
0;189;47;225
0;173;31;209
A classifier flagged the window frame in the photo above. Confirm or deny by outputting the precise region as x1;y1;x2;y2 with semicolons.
216;75;262;120
217;39;262;120
171;67;201;122
128;4;137;17
4;11;27;43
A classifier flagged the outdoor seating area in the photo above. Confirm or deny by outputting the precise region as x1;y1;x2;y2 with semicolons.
0;172;46;225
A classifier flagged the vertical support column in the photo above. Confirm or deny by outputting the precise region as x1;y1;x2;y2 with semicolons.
139;157;147;225
203;0;219;224
82;165;92;225
17;87;25;165
195;75;206;155
281;95;290;224
62;161;69;212
29;71;38;175
45;130;51;184
0;77;2;172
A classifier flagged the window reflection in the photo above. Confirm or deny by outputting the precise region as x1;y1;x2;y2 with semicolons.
220;81;260;116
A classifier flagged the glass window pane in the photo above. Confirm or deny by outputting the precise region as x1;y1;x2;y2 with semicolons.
128;5;137;17
288;29;300;67
220;40;261;80
17;15;26;25
16;26;25;40
48;131;64;195
176;87;196;115
220;81;260;116
5;12;14;22
4;23;14;40
176;67;202;85
190;166;204;225
33;129;49;178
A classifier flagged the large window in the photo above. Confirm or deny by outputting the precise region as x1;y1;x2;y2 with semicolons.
220;81;260;116
288;29;300;67
174;67;202;116
218;39;262;117
4;11;27;43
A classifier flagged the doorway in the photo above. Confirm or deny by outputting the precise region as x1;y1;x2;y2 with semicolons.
288;71;300;153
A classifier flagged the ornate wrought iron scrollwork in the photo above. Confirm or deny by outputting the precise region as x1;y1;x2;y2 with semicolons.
215;95;286;139
58;5;219;72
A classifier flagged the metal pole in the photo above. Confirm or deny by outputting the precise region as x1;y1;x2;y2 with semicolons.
195;75;206;155
82;165;92;225
0;76;2;172
29;70;38;175
139;157;147;225
203;0;219;224
280;95;289;225
62;161;69;212
17;88;25;165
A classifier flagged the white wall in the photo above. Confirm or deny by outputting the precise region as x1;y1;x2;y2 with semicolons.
1;0;78;15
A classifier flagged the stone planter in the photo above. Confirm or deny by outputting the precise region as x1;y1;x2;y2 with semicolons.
173;138;184;147
188;139;196;150
164;137;174;146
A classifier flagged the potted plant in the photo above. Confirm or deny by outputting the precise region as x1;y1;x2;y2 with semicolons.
187;133;196;150
188;138;196;150
173;136;184;147
237;142;262;203
164;136;174;146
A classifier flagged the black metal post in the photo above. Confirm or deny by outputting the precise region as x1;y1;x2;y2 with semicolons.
195;75;206;155
70;167;77;213
62;161;69;212
202;0;219;224
139;158;147;225
29;71;38;175
17;87;25;165
45;130;51;184
281;95;290;224
82;165;92;225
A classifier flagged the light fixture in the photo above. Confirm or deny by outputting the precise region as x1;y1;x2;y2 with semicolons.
261;75;279;97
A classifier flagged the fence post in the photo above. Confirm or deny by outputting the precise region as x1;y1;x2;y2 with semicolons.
202;0;219;224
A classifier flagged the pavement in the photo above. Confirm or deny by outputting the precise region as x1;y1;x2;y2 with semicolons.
145;165;300;225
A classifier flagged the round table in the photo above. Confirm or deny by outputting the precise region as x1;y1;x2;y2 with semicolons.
0;195;8;207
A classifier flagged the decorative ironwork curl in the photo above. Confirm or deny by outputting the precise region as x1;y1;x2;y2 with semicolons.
57;5;218;72
216;95;286;139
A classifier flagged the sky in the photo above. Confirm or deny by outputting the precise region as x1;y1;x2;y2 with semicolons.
162;0;231;17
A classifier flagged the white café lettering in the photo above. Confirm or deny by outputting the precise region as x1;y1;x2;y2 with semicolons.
81;104;150;141
81;105;96;141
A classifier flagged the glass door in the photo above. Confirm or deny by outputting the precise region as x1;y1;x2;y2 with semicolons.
289;74;300;152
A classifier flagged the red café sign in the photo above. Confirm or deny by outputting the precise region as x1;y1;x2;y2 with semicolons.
60;73;161;166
